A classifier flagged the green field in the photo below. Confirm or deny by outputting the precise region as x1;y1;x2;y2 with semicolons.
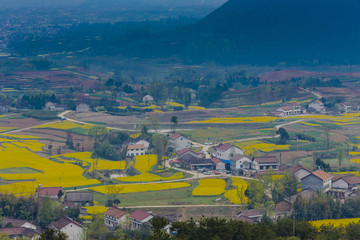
0;167;43;174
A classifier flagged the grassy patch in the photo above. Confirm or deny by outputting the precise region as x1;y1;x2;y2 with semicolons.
22;111;60;120
84;121;107;126
0;167;43;174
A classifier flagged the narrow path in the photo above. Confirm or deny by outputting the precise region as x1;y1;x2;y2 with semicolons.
124;204;244;208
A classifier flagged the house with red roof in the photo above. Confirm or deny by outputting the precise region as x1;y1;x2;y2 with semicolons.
212;143;243;164
38;187;63;199
129;210;154;229
169;133;191;152
0;227;40;240
176;148;201;160
290;165;312;182
48;217;83;240
211;157;226;171
301;169;333;192
104;206;128;229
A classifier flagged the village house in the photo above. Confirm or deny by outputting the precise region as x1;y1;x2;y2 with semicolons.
332;174;360;190
126;144;146;157
252;156;279;171
129;210;154;230
289;165;312;182
272;102;304;117
0;105;8;113
301;169;333;192
274;189;317;218
338;102;352;113
43;101;65;111
237;209;263;223
104;206;128;229
129;138;150;149
65;191;93;207
230;154;252;176
3;217;39;231
143;95;154;104
169;133;191;152
176;148;201;160
182;158;215;171
212;143;244;163
48;217;83;240
38;187;63;199
76;103;90;113
308;100;325;113
0;227;39;240
211;157;226;171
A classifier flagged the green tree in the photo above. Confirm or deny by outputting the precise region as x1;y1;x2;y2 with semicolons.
170;116;178;133
88;126;108;143
337;147;344;167
152;134;168;166
39;228;68;240
37;197;63;228
148;216;170;240
87;215;109;240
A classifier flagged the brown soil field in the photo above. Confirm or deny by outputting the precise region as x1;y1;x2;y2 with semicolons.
0;117;43;128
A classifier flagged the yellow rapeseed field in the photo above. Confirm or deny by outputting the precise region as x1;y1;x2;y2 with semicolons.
311;218;360;228
52;152;126;172
349;151;360;156
0;144;100;196
234;141;290;155
11;141;45;152
0;127;17;133
115;154;183;182
166;101;185;108
224;177;248;204
0;134;40;139
192;178;226;196
130;133;141;139
89;182;191;195
33;120;82;130
332;171;360;177
84;206;108;215
299;121;321;127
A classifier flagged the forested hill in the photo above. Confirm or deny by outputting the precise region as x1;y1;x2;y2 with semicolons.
176;0;360;64
8;0;360;66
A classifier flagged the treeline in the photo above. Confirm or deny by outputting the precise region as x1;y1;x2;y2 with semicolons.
293;193;360;221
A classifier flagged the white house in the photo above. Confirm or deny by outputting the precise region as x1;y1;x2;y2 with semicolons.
290;165;312;182
211;157;226;171
332;175;360;190
76;103;90;113
48;217;83;240
308;100;325;113
44;102;65;111
3;217;38;230
169;133;191;152
132;139;150;149
129;210;154;229
143;95;154;104
252;156;279;171
126;144;146;157
230;154;252;175
338;102;352;113
212;143;244;162
301;169;333;192
104;206;128;229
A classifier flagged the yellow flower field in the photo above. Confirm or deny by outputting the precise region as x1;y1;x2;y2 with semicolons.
311;218;360;228
188;106;206;111
299;121;321;127
11;141;45;152
130;133;141;139
52;152;126;172
224;177;248;204
332;171;360;177
115;154;183;182
166;101;185;108
0;134;40;139
0;144;100;196
33;120;82;130
234;141;290;155
349;151;360;156
0;127;17;133
84;206;108;215
188;113;360;124
89;182;191;195
192;178;226;196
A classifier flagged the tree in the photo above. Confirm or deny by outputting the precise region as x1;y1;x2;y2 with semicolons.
88;126;108;143
277;127;289;143
152;134;168;166
37;197;63;228
148;216;170;240
57;189;63;199
170;116;178;133
93;142;118;161
39;228;68;240
337;147;344;167
47;145;52;155
87;215;109;240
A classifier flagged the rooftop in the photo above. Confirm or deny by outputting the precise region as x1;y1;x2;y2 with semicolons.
38;187;63;196
312;169;333;181
176;148;191;156
335;175;360;185
127;144;145;150
254;156;278;164
130;210;152;221
169;133;186;140
289;165;311;174
105;206;127;219
50;217;82;230
213;143;233;151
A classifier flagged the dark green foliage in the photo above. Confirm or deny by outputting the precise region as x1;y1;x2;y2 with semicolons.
295;133;316;142
93;141;118;160
39;228;68;240
109;132;129;145
315;158;331;172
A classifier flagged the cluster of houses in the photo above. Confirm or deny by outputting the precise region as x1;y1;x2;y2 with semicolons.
272;102;305;117
273;165;360;219
43;101;91;113
170;133;280;175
